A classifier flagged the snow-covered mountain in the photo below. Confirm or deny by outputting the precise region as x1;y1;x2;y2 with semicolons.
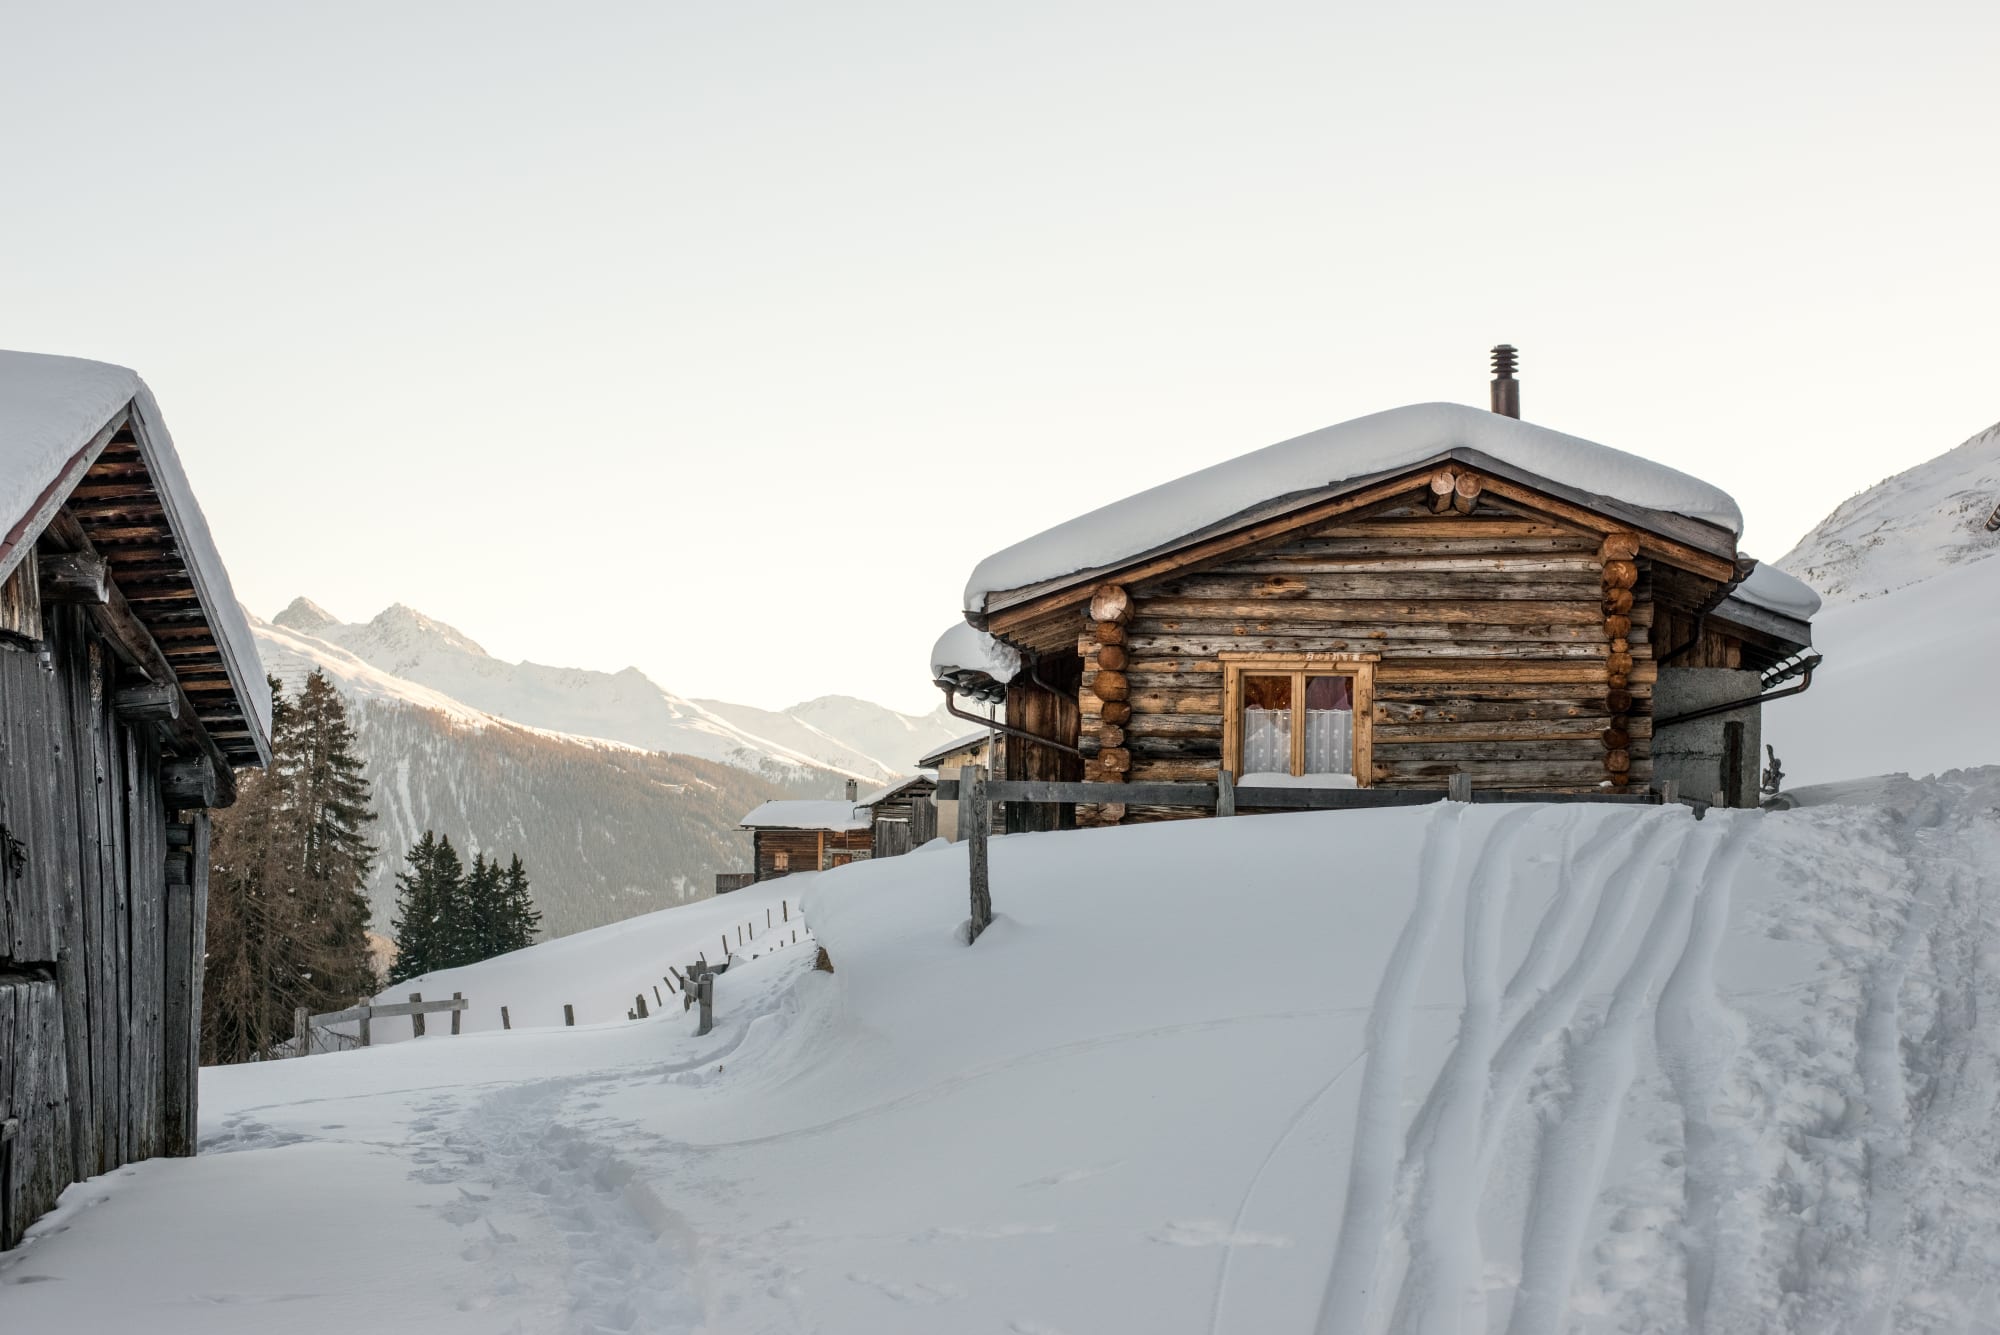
1780;418;2000;605
271;598;955;784
1767;418;2000;784
250;598;955;939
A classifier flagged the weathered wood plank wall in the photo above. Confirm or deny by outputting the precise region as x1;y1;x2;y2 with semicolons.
1075;501;1657;820
0;604;206;1248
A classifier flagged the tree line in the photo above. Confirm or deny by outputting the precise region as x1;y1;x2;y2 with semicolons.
203;671;541;1063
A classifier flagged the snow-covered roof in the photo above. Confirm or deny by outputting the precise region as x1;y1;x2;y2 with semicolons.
1730;561;1822;622
855;774;935;809
739;799;870;832
930;621;1021;684
0;350;272;764
915;728;994;770
964;402;1745;610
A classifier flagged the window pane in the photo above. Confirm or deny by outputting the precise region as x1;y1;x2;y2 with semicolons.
1241;674;1292;775
1303;675;1353;775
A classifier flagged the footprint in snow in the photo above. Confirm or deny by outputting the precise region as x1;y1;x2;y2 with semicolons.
1148;1221;1292;1249
922;1222;1057;1241
846;1272;962;1305
1019;1162;1120;1189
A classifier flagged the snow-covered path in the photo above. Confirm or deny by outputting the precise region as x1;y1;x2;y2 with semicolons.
5;776;2000;1333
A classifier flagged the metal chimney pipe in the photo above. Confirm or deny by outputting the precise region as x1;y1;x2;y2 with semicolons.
1489;344;1519;418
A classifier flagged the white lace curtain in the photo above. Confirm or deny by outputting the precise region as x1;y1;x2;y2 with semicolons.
1243;706;1353;775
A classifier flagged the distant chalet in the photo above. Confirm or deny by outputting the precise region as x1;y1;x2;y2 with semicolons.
934;355;1819;828
739;790;873;881
0;351;272;1248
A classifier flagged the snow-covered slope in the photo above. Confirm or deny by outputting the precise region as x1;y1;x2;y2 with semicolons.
1765;419;2000;784
12;780;2000;1332
691;694;963;782
273;598;873;783
1780;417;2000;605
253;616;806;936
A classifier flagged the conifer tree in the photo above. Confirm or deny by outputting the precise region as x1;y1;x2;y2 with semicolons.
500;854;541;952
461;852;505;963
389;831;467;982
202;672;379;1063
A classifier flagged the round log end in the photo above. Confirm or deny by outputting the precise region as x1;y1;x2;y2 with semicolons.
1599;532;1642;561
1429;467;1458;495
1604;749;1631;773
1100;802;1128;823
1099;747;1131;774
1608;772;1632;788
1604;615;1632;640
1093;621;1127;647
1089;584;1132;625
1602;728;1632;750
1095;644;1128;672
1098;723;1125;749
1607;688;1633;713
1099;700;1133;725
1601;559;1639;589
1607;652;1635;678
1603;588;1634;615
1093;669;1129;702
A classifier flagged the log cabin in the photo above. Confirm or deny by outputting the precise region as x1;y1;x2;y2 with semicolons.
935;349;1819;826
856;774;938;858
0;351;272;1248
739;782;872;880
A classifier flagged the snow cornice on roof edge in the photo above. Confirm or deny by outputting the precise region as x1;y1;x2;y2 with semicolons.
964;402;1745;614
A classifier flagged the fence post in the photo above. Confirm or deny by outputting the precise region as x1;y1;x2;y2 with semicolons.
697;973;714;1036
783;899;789;922
451;991;463;1036
563;1003;575;1027
410;992;426;1039
293;1006;310;1058
767;908;772;928
964;764;992;943
501;1005;511;1030
1661;779;1679;806
635;993;649;1019
653;985;663;1006
1448;772;1472;803
1216;768;1236;819
358;1004;371;1048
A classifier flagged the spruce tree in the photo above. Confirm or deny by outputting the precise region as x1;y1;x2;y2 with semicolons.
389;831;461;982
500;854;541;952
461;852;505;963
290;671;378;1002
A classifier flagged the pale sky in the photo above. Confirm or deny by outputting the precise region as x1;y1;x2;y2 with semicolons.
2;2;1994;714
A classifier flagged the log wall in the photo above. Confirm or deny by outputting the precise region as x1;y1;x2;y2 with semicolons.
751;827;872;881
1;604;210;1248
1075;500;1656;819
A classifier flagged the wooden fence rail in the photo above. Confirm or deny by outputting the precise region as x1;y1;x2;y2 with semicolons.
294;992;469;1056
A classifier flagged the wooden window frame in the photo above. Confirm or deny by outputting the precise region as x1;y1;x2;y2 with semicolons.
1220;652;1378;786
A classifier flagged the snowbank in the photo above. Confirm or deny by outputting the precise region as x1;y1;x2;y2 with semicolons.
964;402;1745;609
10;790;2000;1333
0;350;272;751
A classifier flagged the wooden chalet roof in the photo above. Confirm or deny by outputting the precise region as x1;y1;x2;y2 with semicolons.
0;352;272;773
965;404;1751;636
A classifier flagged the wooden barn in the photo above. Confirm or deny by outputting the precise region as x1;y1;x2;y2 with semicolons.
936;350;1819;826
739;784;871;881
0;352;271;1248
914;727;998;841
856;774;938;858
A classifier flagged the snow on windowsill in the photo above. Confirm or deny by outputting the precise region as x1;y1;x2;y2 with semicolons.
1237;772;1360;789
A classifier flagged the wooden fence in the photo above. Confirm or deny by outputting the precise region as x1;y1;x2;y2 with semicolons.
287;900;811;1053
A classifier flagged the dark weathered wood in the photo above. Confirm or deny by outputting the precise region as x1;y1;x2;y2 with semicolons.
563;1004;575;1027
451;991;463;1036
112;683;179;722
0;549;43;644
37;551;109;606
962;765;992;943
1448;772;1473;803
365;997;468;1019
501;1005;511;1030
1215;768;1236;818
160;757;217;808
634;993;649;1019
409;992;425;1038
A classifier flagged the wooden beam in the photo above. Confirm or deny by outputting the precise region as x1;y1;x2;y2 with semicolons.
114;682;180;722
162;757;219;808
38;550;110;605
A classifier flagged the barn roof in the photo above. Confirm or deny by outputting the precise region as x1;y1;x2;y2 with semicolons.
0;350;272;767
964;402;1745;614
855;774;936;809
739;799;870;832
